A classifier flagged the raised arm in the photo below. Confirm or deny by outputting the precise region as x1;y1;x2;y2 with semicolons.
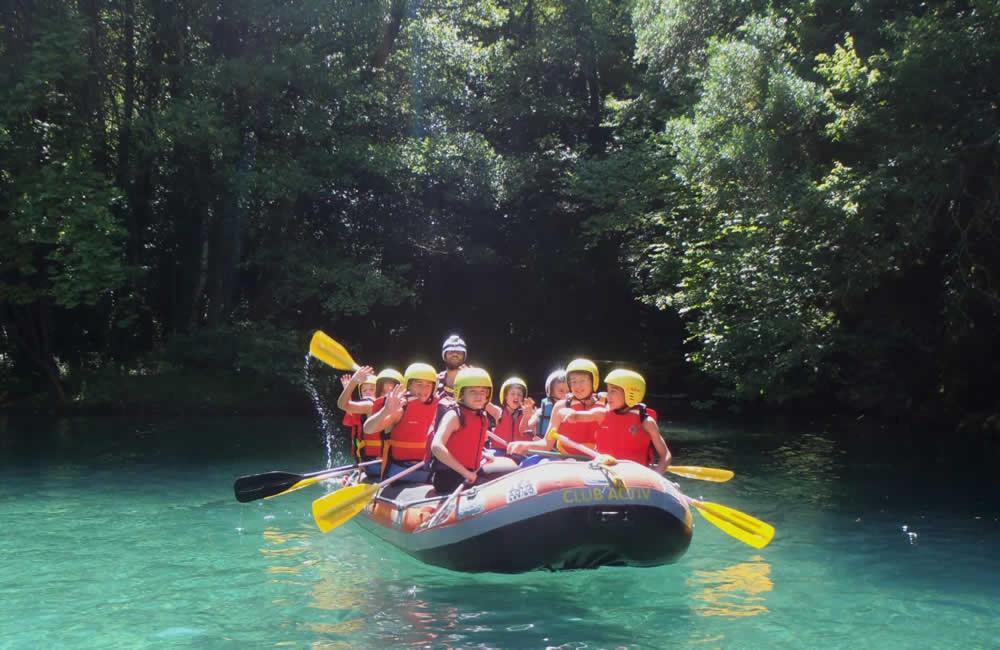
363;385;405;434
337;366;376;414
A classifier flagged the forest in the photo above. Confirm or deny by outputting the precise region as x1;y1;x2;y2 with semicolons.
2;0;998;429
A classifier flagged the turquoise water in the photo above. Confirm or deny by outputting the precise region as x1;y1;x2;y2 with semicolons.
2;415;999;648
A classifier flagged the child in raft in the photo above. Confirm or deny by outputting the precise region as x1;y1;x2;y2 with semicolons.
430;367;518;493
489;377;537;452
337;366;403;477
557;369;671;473
506;358;604;457
528;370;568;438
364;362;440;482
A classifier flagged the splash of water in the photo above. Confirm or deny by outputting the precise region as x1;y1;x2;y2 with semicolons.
303;354;337;468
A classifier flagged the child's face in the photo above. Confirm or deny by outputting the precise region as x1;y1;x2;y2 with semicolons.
360;383;376;399
377;380;399;397
606;385;626;410
460;387;490;410
408;379;435;401
568;372;593;399
504;386;524;409
550;380;568;400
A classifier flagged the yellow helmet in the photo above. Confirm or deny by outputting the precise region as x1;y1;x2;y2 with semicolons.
565;358;599;393
375;368;403;385
499;377;528;406
605;369;646;408
374;368;403;394
403;362;437;389
361;374;377;386
454;367;493;402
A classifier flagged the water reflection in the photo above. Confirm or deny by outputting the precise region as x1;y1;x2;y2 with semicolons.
688;557;773;618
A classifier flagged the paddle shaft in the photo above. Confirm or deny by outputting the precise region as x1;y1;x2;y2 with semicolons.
549;431;599;459
234;459;381;502
422;483;464;529
302;459;379;480
375;460;426;489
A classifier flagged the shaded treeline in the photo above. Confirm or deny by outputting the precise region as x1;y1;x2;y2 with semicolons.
1;1;997;425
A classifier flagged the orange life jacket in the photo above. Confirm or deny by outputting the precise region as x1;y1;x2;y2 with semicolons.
595;406;653;464
557;396;600;449
386;395;440;463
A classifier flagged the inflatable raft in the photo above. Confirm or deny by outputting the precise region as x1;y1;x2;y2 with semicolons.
349;459;693;573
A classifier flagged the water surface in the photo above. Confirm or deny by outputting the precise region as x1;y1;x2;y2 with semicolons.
2;416;998;648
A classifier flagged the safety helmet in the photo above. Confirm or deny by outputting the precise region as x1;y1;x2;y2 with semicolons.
374;368;403;394
441;334;467;361
544;369;567;396
403;362;437;389
565;358;600;393
499;377;528;406
355;373;377;398
454;367;492;402
605;369;646;408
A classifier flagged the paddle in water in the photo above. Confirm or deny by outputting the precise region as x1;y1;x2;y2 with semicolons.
547;430;774;549
312;461;426;533
233;460;380;502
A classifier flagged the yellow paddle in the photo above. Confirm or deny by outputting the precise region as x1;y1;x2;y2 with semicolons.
667;466;735;483
545;430;773;548
688;499;775;549
312;461;426;533
541;429;733;482
308;330;360;371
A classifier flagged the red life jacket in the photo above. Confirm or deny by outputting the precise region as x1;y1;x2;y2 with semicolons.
353;396;385;461
557;396;600;449
494;407;532;445
595;406;653;464
387;395;440;462
442;404;490;472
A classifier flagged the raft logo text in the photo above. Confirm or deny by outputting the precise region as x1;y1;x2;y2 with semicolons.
561;487;652;504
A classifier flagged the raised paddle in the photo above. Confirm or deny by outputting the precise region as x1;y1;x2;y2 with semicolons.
308;330;360;371
545;430;774;548
233;460;380;502
312;461;426;533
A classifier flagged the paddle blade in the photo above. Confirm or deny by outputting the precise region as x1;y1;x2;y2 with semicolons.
309;331;360;371
311;484;378;533
668;466;735;483
234;471;302;503
693;500;775;549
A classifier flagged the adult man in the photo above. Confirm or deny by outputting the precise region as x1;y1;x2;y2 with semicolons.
436;334;467;400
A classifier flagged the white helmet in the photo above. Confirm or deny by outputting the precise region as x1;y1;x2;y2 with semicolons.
441;334;467;361
544;369;567;396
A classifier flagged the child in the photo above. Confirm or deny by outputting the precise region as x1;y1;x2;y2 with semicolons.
528;370;568;438
506;358;603;456
365;362;440;482
559;369;670;473
337;366;377;467
492;377;536;450
430;367;517;493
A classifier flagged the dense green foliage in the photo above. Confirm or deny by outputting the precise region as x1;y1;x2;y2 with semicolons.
1;0;997;423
